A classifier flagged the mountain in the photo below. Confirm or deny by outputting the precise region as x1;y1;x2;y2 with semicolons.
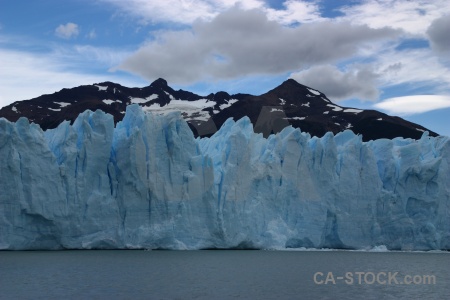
0;78;438;141
1;105;449;250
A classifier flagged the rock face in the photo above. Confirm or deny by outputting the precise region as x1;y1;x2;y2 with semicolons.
0;79;437;141
1;105;449;250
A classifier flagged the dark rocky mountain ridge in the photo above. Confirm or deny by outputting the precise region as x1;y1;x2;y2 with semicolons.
0;78;437;141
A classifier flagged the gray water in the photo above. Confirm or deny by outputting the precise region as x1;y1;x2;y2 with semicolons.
0;250;448;299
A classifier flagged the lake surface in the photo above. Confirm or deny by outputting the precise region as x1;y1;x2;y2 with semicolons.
0;250;448;299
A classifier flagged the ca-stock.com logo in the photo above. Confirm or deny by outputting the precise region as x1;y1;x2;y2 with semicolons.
313;271;436;285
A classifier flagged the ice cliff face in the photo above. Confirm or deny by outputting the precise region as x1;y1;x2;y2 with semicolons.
1;105;449;250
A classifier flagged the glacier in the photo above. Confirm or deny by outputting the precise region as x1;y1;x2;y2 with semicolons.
1;104;449;250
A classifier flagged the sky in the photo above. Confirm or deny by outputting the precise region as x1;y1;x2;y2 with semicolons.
1;0;449;136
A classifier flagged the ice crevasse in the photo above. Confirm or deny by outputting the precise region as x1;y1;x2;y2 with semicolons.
0;104;449;250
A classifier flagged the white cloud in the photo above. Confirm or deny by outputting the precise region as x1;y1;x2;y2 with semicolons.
60;44;132;67
290;64;380;101
98;0;230;24
374;95;450;115
339;0;450;36
0;47;145;108
266;0;323;24
375;48;450;90
116;8;398;84
0;49;97;106
99;0;450;31
55;22;80;39
98;0;322;25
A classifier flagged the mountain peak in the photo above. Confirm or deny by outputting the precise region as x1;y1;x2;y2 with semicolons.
150;78;168;88
276;78;314;91
265;78;319;100
284;78;300;85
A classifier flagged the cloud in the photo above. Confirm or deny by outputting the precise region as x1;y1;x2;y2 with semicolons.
0;47;145;107
55;23;80;39
427;14;450;56
339;0;450;36
375;48;450;90
374;95;450;115
0;49;98;106
116;8;398;84
98;0;323;25
290;64;380;101
86;29;97;39
265;0;323;24
97;0;262;24
50;44;134;71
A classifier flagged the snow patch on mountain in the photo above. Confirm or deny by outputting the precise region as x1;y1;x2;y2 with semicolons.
286;116;306;120
343;108;363;114
271;108;283;112
130;94;158;104
327;104;343;111
103;100;121;105
94;84;108;91
164;91;176;100
307;88;321;96
219;99;238;110
54;102;71;107
143;99;216;121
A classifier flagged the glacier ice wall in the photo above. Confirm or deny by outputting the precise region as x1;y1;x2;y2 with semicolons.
1;105;449;250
